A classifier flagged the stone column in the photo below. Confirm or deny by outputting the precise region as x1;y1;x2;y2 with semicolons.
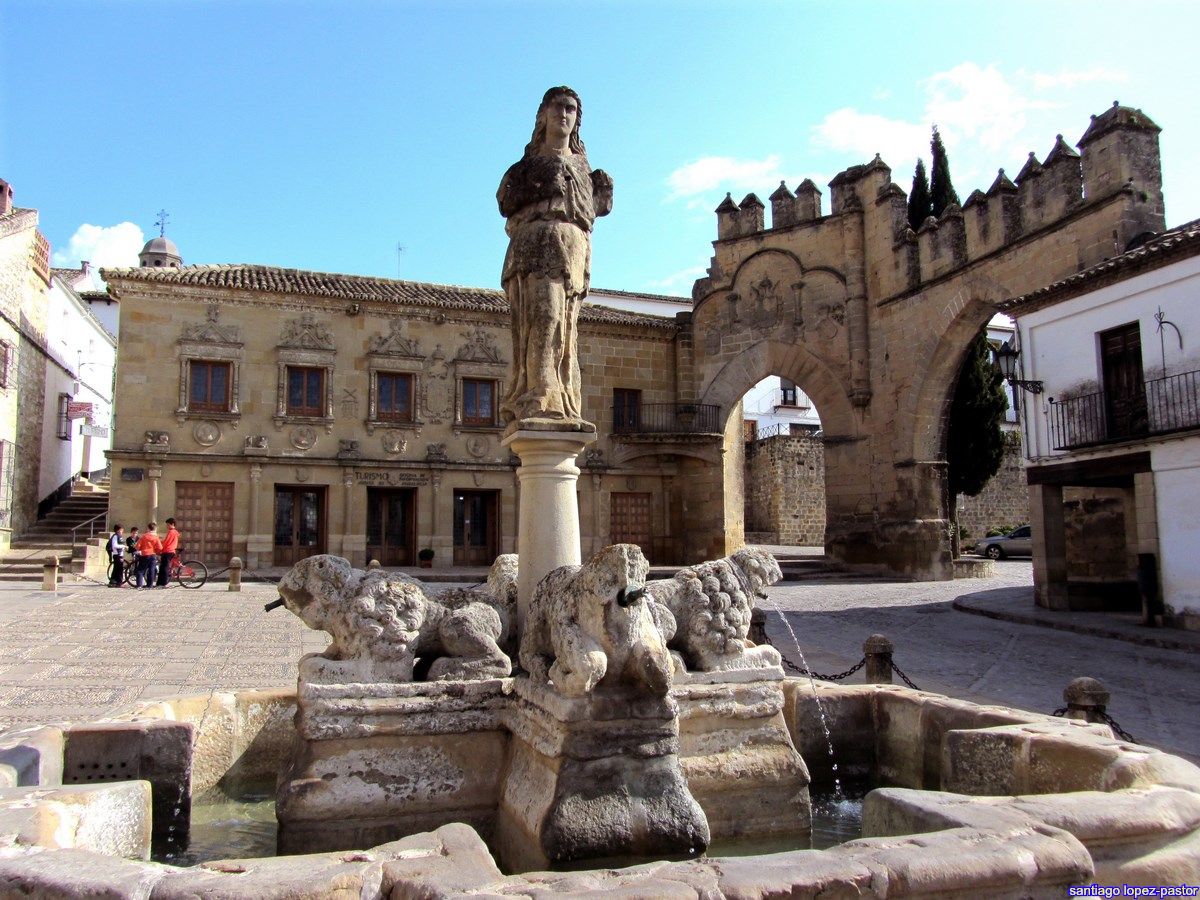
502;428;596;634
341;470;354;560
247;464;262;569
147;465;162;523
590;471;603;558
1030;482;1068;610
429;469;443;566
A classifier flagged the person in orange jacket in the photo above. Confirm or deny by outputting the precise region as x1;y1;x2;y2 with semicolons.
135;522;163;588
156;517;181;588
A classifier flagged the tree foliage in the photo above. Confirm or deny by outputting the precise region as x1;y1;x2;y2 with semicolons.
946;327;1009;499
907;158;932;231
929;126;960;217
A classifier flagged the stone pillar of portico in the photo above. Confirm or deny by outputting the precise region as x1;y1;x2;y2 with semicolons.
1030;482;1068;610
502;427;596;636
147;465;162;523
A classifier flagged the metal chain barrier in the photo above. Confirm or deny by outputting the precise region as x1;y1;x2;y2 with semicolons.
889;660;920;690
1099;710;1137;744
781;655;866;682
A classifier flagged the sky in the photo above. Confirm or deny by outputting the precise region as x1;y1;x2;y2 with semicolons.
3;1;1198;296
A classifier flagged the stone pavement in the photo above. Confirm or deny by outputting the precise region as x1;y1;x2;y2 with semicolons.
1;563;1197;766
763;560;1200;764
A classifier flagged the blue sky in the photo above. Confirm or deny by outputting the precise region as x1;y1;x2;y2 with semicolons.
3;1;1197;296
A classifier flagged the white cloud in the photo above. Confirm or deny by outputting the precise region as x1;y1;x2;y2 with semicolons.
645;264;707;292
1028;66;1127;91
666;155;784;204
812;108;928;171
52;222;145;288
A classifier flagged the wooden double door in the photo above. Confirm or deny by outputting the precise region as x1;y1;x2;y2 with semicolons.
453;490;498;566
274;486;326;567
174;481;234;564
366;488;416;566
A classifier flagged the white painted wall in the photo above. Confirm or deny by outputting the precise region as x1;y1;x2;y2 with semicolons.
1015;253;1200;624
39;275;116;497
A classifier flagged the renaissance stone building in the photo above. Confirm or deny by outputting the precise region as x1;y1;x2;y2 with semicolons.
105;103;1169;578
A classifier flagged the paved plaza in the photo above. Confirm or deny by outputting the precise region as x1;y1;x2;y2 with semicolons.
0;563;1196;764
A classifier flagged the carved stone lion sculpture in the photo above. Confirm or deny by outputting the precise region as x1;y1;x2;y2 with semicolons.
433;553;518;657
519;544;674;698
645;547;783;673
276;554;511;683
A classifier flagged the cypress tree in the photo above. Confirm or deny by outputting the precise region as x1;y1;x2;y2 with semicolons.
907;158;932;231
929;126;960;217
946;326;1009;501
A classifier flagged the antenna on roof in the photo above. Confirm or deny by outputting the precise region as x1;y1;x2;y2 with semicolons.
396;242;406;279
154;209;170;237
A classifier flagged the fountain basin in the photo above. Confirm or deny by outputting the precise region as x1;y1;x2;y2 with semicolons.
2;679;1198;895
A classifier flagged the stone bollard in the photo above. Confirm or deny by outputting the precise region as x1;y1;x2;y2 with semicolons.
42;556;59;592
367;559;381;570
228;557;243;593
1063;676;1110;725
863;633;894;684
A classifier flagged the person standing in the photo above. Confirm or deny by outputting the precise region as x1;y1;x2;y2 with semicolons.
107;524;126;587
135;522;163;588
124;526;139;587
157;517;180;588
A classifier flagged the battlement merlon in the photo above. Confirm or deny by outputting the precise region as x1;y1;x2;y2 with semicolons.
701;103;1165;301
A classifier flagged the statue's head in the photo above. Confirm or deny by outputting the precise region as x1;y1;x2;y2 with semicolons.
525;85;586;158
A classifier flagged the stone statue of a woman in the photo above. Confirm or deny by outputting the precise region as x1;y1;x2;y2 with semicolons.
498;86;613;430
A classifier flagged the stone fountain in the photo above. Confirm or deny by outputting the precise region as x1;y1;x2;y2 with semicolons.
2;88;1200;894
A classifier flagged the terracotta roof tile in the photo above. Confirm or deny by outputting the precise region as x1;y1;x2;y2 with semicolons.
1001;218;1200;313
99;264;679;329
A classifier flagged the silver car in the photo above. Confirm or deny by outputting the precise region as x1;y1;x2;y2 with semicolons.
975;525;1032;560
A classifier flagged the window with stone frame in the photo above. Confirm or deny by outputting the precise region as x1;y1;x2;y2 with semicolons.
461;378;497;426
187;360;232;413
0;342;9;389
376;372;414;423
175;305;243;424
287;366;326;418
56;392;71;440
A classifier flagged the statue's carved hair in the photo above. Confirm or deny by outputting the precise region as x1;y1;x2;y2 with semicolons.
524;85;587;159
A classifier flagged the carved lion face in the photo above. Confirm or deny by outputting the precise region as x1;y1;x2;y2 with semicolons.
277;554;355;630
732;548;783;597
584;544;650;608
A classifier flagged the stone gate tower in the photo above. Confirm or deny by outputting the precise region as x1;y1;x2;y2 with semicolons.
674;103;1164;579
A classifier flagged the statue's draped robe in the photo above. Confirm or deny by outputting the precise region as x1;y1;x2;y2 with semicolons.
498;152;611;424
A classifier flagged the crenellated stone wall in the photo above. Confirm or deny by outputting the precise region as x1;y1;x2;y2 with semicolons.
745;434;826;545
688;103;1166;578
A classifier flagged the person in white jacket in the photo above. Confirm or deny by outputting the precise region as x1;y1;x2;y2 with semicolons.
107;524;126;587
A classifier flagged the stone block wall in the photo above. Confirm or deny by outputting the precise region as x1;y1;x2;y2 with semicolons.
956;438;1029;541
1064;487;1135;580
744;434;825;545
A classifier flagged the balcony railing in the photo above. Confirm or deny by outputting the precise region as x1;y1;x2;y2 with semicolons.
612;403;721;435
1048;368;1200;451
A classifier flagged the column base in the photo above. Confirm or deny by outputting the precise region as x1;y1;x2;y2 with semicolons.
494;677;709;872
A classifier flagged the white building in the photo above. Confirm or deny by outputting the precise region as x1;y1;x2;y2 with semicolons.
44;267;116;498
1003;218;1200;631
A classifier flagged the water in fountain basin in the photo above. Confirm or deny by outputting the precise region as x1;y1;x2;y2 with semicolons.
156;794;277;866
758;593;845;797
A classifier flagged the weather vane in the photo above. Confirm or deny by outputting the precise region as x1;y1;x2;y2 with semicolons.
155;209;170;237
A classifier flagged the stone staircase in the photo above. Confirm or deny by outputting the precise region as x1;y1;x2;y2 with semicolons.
0;478;110;584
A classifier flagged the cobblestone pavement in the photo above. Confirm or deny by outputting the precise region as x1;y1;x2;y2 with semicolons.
763;561;1200;763
1;565;1197;766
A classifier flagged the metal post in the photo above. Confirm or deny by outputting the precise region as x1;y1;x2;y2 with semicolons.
228;556;243;593
1063;676;1109;725
863;633;893;684
41;556;59;592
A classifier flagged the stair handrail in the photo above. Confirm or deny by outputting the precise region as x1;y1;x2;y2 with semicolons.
70;510;109;547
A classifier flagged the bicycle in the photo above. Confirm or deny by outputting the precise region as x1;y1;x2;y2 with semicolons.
116;552;208;589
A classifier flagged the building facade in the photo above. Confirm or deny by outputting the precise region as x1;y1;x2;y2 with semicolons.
1003;218;1200;630
101;265;715;570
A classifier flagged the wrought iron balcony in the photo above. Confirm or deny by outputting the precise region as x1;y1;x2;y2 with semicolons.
611;403;721;435
1048;368;1200;451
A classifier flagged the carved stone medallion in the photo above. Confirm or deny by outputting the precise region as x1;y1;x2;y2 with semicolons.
466;435;489;458
291;426;318;451
295;468;310;483
382;431;407;455
193;422;221;447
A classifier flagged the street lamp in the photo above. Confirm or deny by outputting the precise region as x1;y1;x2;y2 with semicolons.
994;339;1043;394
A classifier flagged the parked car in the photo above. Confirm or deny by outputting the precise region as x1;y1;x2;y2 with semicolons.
975;526;1032;560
